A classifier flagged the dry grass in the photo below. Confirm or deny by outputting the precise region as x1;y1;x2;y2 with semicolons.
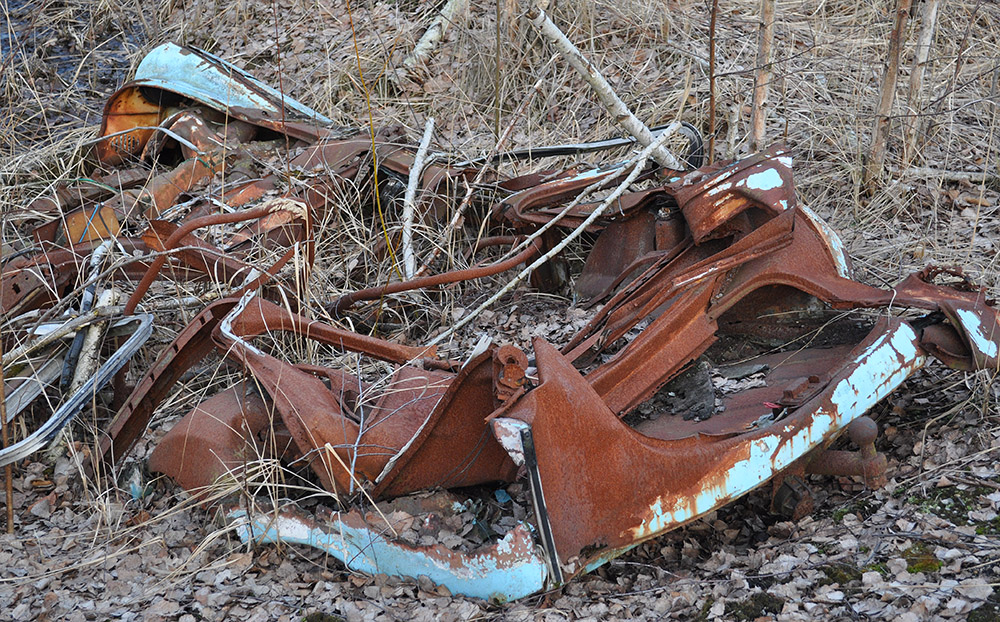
1;0;1000;612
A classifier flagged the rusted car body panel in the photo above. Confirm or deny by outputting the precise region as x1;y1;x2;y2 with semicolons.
132;149;998;599
229;504;548;602
6;42;1000;602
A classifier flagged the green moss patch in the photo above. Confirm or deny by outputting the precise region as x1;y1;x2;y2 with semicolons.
902;543;943;574
724;592;785;621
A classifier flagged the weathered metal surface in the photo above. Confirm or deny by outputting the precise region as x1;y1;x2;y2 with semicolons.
9;41;1000;601
668;146;795;243
64;205;121;245
95;300;237;472
147;382;273;496
106;136;1000;598
123;204;299;314
494;319;926;577
210;293;515;497
96;42;337;164
804;417;888;488
229;502;547;601
939;299;1000;370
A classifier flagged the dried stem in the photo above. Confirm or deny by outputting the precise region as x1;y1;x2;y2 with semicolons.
402;117;435;280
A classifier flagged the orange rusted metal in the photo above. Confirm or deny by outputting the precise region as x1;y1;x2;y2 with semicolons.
11;42;1000;602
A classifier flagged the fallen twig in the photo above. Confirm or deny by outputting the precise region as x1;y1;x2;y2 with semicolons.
401;0;470;76
901;167;999;185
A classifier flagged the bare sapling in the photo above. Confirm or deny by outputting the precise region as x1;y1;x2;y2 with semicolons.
904;0;941;165
864;0;914;190
749;0;775;153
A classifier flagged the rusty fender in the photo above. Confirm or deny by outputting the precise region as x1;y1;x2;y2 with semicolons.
492;317;927;581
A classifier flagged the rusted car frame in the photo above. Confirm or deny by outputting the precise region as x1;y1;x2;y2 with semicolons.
107;151;998;600
5;42;1000;603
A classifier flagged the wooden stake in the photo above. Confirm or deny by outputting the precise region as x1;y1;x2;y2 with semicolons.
863;0;913;191
749;0;775;153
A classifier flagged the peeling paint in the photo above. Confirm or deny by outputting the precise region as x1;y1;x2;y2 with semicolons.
799;204;852;278
628;322;925;541
954;308;999;358
134;43;334;124
743;168;784;192
229;507;548;601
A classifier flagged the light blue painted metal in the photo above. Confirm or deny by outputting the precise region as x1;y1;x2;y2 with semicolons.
628;321;925;541
954;307;999;359
799;204;853;278
132;42;334;125
229;506;548;601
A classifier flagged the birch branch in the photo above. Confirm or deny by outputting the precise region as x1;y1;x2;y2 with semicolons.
749;0;775;153
426;128;675;348
402;118;435;279
863;0;913;190
401;0;470;73
525;4;683;170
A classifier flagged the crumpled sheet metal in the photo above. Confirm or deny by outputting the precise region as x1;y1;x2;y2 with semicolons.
15;43;991;600
229;504;547;602
97;42;337;164
494;319;927;577
129;146;1000;600
137;292;518;501
132;147;999;600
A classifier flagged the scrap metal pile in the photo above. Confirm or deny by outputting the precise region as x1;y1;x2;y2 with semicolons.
4;44;1000;601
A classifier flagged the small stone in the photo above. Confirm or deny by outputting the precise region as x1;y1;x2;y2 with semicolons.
862;571;884;587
